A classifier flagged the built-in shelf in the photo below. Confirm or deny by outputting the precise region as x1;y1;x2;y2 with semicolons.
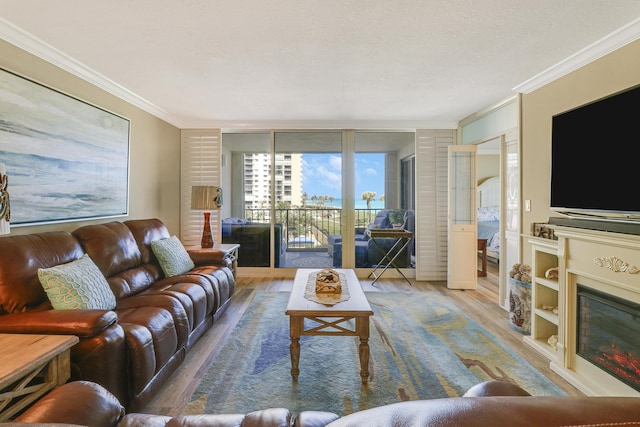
525;236;561;363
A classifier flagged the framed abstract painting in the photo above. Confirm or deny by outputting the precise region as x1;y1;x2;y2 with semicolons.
0;68;130;225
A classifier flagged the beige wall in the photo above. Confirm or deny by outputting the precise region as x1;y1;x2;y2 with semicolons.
0;40;182;236
478;154;499;184
521;39;640;260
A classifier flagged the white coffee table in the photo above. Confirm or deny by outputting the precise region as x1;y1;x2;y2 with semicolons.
285;268;373;384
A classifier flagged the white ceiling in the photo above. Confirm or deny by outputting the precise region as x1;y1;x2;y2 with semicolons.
1;1;640;130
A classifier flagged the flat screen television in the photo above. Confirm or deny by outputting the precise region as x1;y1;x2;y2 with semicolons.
550;84;640;222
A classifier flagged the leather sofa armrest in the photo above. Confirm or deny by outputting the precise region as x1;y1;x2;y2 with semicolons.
188;248;226;266
15;380;124;426
294;411;341;427
0;309;118;337
463;380;531;397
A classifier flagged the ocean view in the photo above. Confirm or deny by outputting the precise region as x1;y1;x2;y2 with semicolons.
305;198;385;210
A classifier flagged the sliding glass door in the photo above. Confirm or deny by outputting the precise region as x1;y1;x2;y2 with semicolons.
353;132;415;270
220;133;274;268
220;130;415;274
274;132;342;269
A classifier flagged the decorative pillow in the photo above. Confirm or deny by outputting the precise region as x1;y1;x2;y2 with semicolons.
478;206;500;222
38;254;116;310
150;235;195;277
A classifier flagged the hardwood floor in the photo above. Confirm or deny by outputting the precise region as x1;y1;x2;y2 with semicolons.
143;264;583;416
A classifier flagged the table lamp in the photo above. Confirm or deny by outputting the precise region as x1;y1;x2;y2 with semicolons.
0;163;10;235
191;186;222;248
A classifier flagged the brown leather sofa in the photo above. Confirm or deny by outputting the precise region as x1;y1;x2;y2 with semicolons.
12;380;640;427
0;218;234;412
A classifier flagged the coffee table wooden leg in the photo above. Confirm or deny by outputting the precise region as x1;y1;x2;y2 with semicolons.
289;316;302;381
357;316;370;384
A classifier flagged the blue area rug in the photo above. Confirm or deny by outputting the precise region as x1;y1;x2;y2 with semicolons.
185;291;564;417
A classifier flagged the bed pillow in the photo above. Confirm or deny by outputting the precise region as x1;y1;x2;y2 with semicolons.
38;254;116;310
151;235;195;277
478;206;500;222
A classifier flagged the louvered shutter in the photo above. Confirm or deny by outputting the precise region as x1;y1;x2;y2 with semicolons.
180;129;222;248
415;129;454;281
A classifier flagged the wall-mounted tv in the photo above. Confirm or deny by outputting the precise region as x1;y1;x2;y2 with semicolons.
550;84;640;222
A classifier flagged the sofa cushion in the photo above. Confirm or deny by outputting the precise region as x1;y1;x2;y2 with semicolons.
151;236;196;277
38;254;116;310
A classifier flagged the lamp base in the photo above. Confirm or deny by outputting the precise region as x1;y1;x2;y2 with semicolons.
201;211;213;248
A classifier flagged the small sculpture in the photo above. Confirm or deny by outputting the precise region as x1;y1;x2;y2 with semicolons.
315;269;342;294
547;334;558;350
509;263;532;283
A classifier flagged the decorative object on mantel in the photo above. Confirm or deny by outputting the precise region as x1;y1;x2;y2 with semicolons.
531;222;557;240
593;256;639;274
508;263;532;335
191;186;222;248
315;268;342;294
0;163;10;235
545;267;559;280
304;270;350;306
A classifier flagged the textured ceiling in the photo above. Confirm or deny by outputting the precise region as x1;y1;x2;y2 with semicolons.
1;0;640;129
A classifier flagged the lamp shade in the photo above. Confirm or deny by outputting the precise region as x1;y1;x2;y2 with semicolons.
191;186;222;210
0;163;10;235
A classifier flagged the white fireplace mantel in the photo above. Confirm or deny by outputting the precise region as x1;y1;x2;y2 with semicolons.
536;225;640;397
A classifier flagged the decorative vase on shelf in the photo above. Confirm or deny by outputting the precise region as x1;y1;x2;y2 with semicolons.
508;263;532;335
508;278;531;335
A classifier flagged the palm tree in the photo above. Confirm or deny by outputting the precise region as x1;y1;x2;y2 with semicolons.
361;191;376;209
301;192;307;207
328;196;335;206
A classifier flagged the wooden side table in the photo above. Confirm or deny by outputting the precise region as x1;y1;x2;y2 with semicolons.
477;238;488;277
213;243;240;278
366;229;413;286
0;334;78;421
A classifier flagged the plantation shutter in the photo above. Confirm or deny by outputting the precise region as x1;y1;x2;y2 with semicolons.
180;129;222;248
415;129;454;281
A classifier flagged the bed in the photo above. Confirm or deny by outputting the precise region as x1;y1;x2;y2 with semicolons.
477;177;500;261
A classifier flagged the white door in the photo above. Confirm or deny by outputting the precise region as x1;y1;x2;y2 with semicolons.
448;144;477;289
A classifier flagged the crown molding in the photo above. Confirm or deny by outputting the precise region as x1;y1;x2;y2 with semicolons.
192;119;459;131
0;18;182;127
513;17;640;94
0;18;458;131
4;16;639;126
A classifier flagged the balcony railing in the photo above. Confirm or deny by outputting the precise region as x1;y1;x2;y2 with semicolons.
244;207;383;251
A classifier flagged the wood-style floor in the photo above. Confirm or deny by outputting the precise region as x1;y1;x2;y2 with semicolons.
143;263;583;416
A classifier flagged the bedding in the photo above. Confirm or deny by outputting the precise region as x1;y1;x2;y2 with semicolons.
478;206;500;259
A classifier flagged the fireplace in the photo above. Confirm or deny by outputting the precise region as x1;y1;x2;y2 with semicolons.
577;285;640;391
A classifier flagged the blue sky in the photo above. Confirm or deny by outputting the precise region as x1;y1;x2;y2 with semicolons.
301;153;385;200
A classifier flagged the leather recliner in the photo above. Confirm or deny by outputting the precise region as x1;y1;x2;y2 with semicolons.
0;218;235;412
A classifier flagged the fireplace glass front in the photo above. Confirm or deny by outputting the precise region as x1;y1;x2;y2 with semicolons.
577;285;640;391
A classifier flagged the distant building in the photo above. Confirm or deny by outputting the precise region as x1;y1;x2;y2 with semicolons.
243;153;302;210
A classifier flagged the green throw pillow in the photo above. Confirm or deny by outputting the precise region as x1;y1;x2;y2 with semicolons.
150;235;195;277
38;254;116;310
